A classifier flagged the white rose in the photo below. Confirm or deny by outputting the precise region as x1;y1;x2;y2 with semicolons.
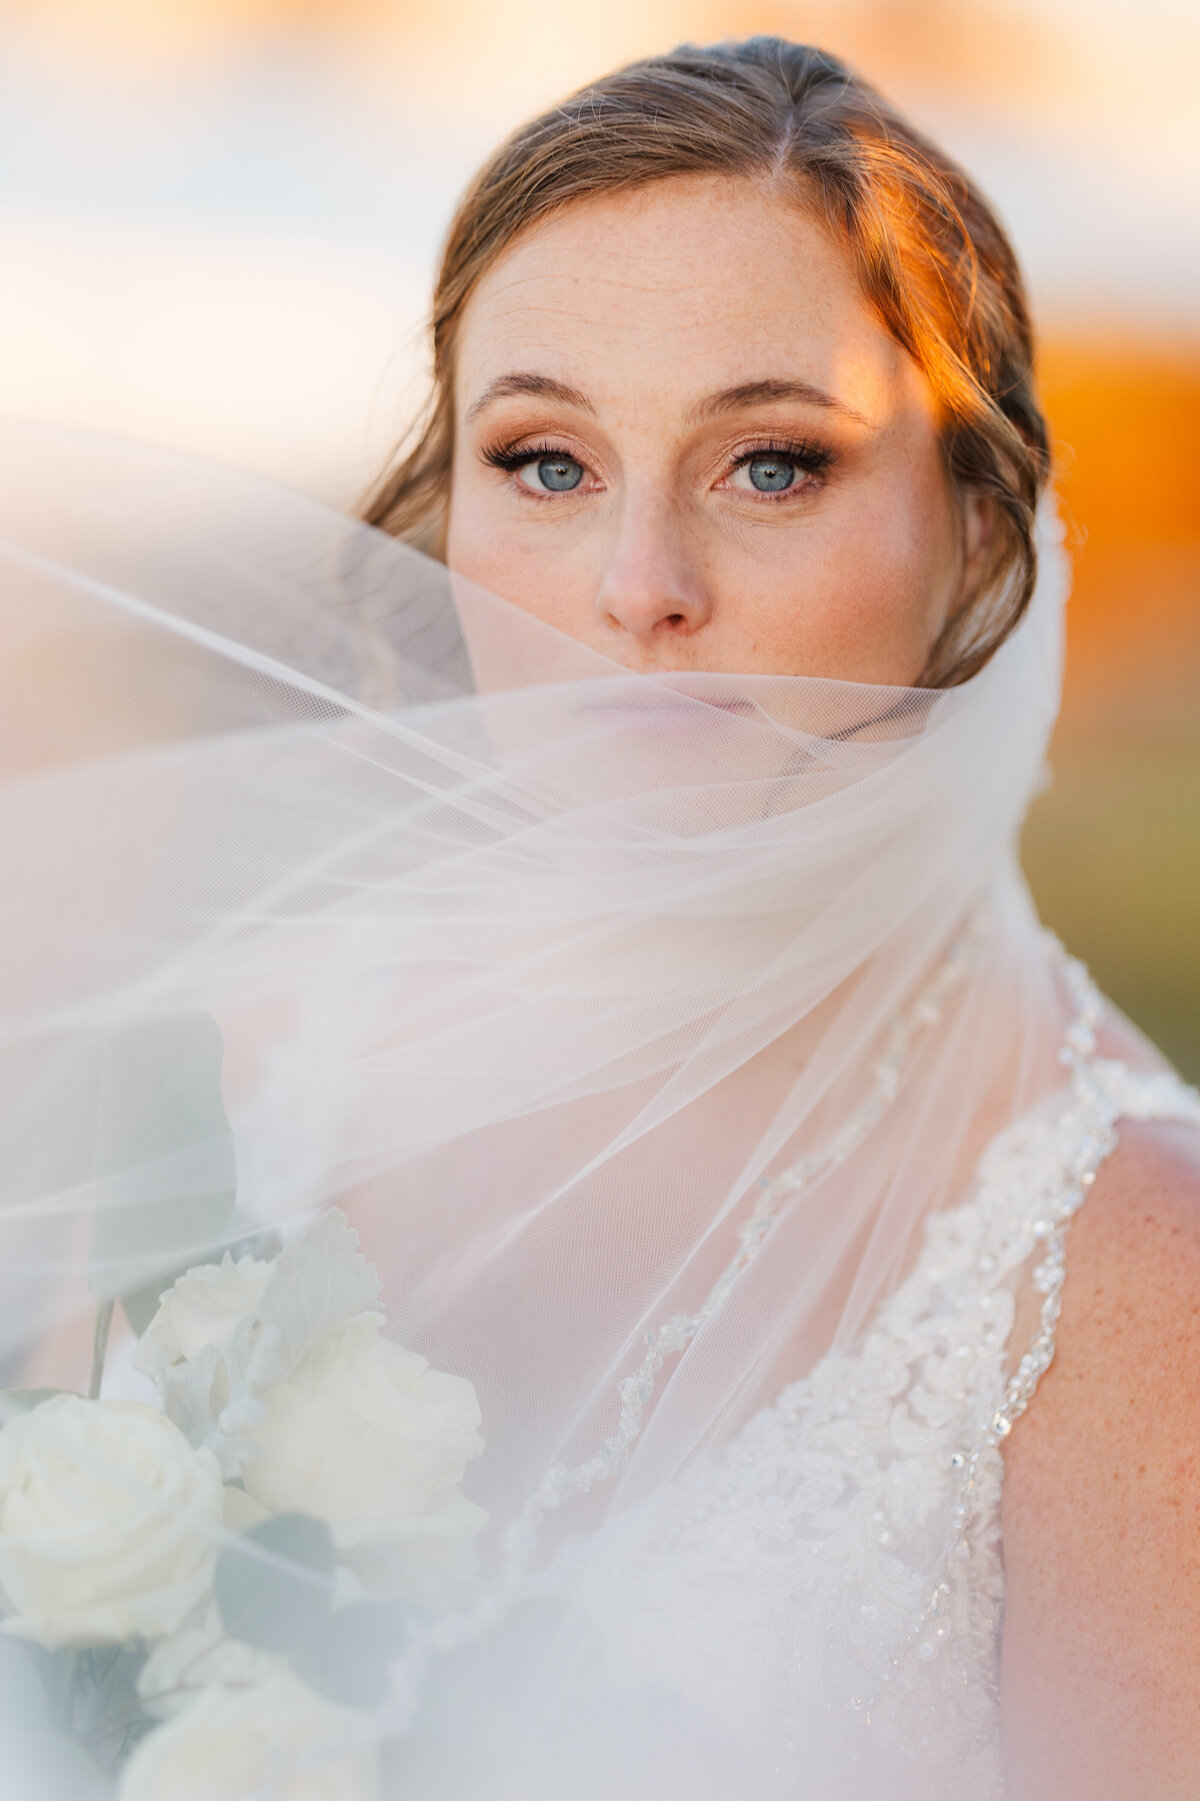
0;1396;225;1647
135;1253;272;1377
137;1601;284;1717
118;1674;378;1801
241;1317;485;1571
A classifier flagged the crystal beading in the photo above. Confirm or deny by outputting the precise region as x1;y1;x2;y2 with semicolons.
867;929;1200;1711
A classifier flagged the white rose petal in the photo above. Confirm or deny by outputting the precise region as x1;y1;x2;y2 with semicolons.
0;1396;225;1647
241;1317;485;1583
222;1480;271;1534
135;1253;272;1378
131;1215;387;1479
118;1674;378;1801
137;1601;284;1718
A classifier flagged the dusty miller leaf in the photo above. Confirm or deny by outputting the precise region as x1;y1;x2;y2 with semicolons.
154;1209;381;1475
243;1208;381;1394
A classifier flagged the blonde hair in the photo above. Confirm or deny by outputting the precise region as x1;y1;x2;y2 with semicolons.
363;38;1050;686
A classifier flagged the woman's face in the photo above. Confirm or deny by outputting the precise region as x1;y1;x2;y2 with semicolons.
447;175;987;684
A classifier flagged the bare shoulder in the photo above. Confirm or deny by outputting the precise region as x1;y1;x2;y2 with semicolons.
1001;1115;1200;1800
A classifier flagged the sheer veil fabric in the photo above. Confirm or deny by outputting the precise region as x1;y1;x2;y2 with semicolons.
0;422;1114;1794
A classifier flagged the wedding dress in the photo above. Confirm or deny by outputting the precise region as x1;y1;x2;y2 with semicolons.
0;424;1196;1799
379;939;1199;1800
543;988;1200;1798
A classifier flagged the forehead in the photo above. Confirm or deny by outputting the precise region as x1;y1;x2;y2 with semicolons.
454;175;912;420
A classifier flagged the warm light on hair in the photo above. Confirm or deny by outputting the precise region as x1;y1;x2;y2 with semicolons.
363;38;1050;687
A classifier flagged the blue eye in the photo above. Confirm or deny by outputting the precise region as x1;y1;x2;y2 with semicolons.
744;454;797;493
726;440;831;498
525;454;584;492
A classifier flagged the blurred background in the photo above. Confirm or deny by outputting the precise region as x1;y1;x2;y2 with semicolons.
1;0;1196;1074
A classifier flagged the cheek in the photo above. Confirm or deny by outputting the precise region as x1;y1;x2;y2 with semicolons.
444;462;498;587
746;446;960;682
446;463;597;632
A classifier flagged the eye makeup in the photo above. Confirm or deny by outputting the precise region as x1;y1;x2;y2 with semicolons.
725;436;834;477
480;439;589;477
478;430;837;501
721;435;835;498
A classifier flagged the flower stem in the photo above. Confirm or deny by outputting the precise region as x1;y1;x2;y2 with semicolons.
87;1299;115;1400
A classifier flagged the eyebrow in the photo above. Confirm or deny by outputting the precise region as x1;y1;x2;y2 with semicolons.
465;373;595;422
463;371;872;429
691;378;872;428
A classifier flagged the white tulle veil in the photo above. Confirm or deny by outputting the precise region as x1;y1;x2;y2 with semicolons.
0;421;1079;1796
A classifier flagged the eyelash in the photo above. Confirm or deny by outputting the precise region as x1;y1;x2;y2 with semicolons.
728;437;835;491
481;440;581;477
479;435;835;499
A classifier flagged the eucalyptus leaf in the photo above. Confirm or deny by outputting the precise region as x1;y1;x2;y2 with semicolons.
0;1388;75;1422
89;1014;237;1306
0;1727;112;1800
213;1512;335;1653
292;1598;413;1710
119;1279;183;1340
0;1637;49;1728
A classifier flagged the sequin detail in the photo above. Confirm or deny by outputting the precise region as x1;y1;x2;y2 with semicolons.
557;938;1200;1796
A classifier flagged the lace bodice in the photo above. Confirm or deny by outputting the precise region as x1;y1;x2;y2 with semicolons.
552;1042;1200;1798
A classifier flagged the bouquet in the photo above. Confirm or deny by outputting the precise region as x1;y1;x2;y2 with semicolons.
0;1019;485;1800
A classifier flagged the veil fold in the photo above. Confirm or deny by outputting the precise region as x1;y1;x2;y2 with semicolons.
0;422;1080;1794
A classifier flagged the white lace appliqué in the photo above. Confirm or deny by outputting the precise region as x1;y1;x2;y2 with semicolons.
559;946;1200;1797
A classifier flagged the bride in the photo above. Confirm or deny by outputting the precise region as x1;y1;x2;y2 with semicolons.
0;36;1197;1801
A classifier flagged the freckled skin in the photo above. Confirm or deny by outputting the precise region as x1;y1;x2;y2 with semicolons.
447;175;989;684
1002;1117;1200;1799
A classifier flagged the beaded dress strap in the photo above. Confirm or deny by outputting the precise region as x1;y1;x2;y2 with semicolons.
977;945;1200;1475
889;937;1200;1685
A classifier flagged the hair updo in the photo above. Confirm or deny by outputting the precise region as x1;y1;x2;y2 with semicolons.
364;38;1050;687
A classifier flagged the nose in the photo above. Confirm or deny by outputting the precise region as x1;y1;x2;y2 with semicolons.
593;495;712;649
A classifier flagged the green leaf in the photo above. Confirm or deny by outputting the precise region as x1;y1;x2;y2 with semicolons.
292;1599;412;1710
118;1280;181;1339
0;1637;49;1729
89;1013;237;1307
213;1513;335;1653
0;1389;76;1421
0;1728;113;1800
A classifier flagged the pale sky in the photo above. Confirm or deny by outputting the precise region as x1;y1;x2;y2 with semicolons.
2;0;1195;498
